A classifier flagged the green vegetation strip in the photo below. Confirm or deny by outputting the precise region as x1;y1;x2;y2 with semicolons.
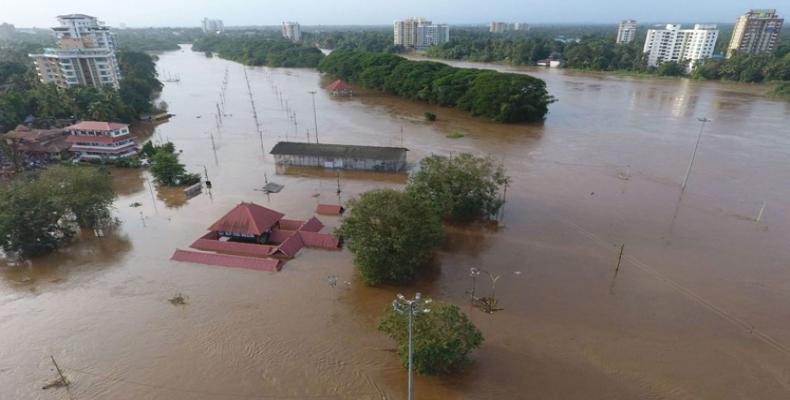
319;50;554;123
192;35;324;68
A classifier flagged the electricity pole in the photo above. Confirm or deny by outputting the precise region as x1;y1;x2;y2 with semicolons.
308;90;319;143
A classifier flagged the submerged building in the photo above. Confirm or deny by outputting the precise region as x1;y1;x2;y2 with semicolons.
171;202;341;272
270;142;408;172
29;14;122;89
65;121;138;161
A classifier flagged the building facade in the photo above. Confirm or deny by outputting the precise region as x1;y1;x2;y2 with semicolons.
0;22;15;39
394;17;449;49
271;142;408;172
65;121;138;161
643;24;718;71
281;21;301;42
616;20;637;44
727;9;784;58
29;14;121;89
489;22;527;33
201;18;224;35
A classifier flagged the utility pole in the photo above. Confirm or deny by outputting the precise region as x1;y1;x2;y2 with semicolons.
681;117;710;193
309;90;319;143
392;293;432;400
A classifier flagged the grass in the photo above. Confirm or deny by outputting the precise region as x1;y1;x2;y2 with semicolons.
446;130;466;139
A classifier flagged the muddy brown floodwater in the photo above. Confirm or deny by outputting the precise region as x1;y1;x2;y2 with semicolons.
2;44;790;399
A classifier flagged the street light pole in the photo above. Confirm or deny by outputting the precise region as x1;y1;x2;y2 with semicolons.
392;293;431;400
308;90;319;143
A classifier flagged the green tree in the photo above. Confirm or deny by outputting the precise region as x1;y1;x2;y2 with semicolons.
0;165;115;257
0;178;72;257
407;153;510;222
337;189;443;285
150;151;186;186
39;165;116;228
378;302;484;375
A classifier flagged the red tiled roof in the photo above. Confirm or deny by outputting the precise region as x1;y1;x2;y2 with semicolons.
171;249;281;272
269;229;296;244
279;219;304;231
190;238;277;257
299;216;324;232
65;121;128;131
208;202;284;236
316;204;345;216
277;232;305;257
327;80;352;92
298;231;340;249
66;134;131;144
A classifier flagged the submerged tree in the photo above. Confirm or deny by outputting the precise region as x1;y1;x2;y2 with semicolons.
407;153;510;222
0;165;116;257
379;302;484;375
149;148;199;186
337;189;443;285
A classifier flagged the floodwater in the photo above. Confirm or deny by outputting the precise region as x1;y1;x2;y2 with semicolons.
2;44;790;399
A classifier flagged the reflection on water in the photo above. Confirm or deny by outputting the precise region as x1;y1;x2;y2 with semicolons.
0;228;132;290
2;45;790;399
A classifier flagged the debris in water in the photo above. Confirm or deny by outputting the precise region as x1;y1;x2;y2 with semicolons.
130;202;142;207
327;275;338;287
168;293;188;305
42;355;69;390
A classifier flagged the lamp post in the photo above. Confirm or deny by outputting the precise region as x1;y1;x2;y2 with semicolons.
308;90;319;143
392;292;432;400
681;117;711;193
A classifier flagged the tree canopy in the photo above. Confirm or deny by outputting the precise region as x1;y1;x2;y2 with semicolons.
379;302;484;375
337;189;443;285
319;50;554;122
192;34;324;68
0;165;116;258
407;154;509;222
148;143;199;186
0;49;162;133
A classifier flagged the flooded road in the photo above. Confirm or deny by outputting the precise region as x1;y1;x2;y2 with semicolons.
2;44;790;399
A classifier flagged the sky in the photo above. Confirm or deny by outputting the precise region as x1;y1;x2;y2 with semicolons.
3;0;788;28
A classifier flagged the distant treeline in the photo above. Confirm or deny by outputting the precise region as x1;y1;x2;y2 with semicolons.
304;30;403;53
0;49;162;133
115;28;204;52
318;50;553;123
560;37;790;82
192;34;324;67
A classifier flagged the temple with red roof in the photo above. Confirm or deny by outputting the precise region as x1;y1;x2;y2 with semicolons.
64;121;138;161
171;202;341;272
326;79;353;96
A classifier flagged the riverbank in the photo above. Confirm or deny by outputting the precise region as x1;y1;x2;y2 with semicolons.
411;53;789;100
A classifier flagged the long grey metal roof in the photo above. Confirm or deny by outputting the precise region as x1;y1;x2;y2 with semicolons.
270;142;407;161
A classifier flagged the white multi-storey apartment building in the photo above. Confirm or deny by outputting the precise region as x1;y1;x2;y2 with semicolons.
394;17;449;49
643;24;718;71
489;22;528;33
727;9;784;58
29;14;121;89
201;18;224;35
616;20;637;44
282;21;301;42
